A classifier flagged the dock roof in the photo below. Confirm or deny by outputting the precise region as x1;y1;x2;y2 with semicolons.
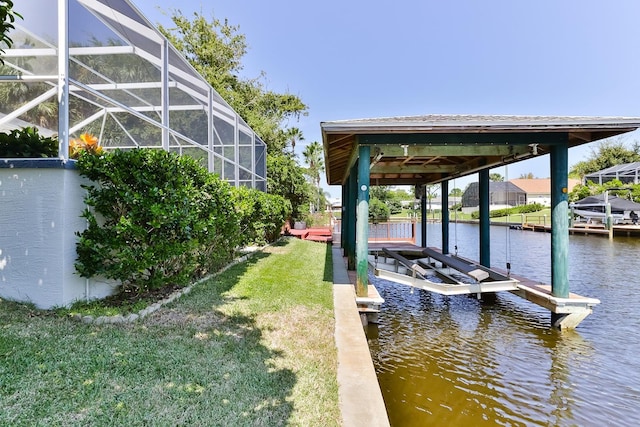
321;114;640;186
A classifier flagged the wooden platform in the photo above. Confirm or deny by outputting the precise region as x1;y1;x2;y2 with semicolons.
521;222;640;237
287;227;333;243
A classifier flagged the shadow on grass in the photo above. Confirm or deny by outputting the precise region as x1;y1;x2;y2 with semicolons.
139;239;299;423
0;241;300;425
323;242;334;283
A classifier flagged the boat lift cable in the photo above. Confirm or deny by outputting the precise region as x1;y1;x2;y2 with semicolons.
505;165;512;277
453;177;458;256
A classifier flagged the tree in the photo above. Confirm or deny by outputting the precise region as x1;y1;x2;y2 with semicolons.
390;188;413;201
370;186;391;203
369;198;390;223
158;11;307;155
266;154;311;221
0;1;21;65
570;138;640;179
449;187;463;197
519;172;535;179
284;127;304;156
489;173;504;182
425;184;439;218
159;10;311;217
302;141;325;212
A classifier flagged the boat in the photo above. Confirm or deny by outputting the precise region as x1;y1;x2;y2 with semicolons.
571;192;640;224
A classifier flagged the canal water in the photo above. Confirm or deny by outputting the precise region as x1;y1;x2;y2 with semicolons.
366;223;640;426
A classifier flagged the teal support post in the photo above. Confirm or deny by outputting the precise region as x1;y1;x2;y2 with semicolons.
341;183;346;251
342;177;350;258
550;144;569;299
346;169;357;270
421;187;427;248
479;169;490;267
356;146;370;297
442;180;450;254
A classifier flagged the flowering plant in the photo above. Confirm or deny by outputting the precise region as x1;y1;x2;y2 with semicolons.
69;133;103;159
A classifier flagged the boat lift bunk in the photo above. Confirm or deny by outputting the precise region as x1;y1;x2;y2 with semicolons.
369;246;601;328
369;247;520;297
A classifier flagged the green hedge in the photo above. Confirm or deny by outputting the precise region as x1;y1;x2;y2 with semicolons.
75;149;244;294
231;185;291;246
470;203;545;219
0;127;58;158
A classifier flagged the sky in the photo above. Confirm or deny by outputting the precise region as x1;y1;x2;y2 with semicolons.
135;0;640;198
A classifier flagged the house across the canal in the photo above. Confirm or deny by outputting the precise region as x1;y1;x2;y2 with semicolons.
461;178;581;212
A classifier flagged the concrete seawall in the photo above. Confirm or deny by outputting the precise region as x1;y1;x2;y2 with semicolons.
332;245;390;426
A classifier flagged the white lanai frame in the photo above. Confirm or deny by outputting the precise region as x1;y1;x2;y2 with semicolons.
0;0;266;190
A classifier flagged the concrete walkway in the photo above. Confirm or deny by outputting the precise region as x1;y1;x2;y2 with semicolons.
332;245;390;427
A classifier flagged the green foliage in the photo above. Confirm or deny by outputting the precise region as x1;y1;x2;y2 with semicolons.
369;198;390;223
489;173;504;182
570;138;640;178
371;186;406;214
569;179;640;203
75;149;240;293
390;188;414;201
0;1;22;65
231;185;291;246
158;11;308;155
0;126;58;158
158;10;313;217
370;186;391;202
387;199;403;215
470;203;544;219
267;153;312;221
302;141;325;211
568;183;592;202
449;187;463;197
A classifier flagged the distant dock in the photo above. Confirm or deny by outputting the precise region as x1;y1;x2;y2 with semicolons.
520;222;640;238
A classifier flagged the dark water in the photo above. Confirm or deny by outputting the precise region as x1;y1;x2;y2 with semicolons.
366;223;640;426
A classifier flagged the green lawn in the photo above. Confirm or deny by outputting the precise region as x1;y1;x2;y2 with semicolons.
390;208;554;224
0;238;339;426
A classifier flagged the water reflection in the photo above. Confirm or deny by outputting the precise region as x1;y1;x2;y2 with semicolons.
368;224;640;426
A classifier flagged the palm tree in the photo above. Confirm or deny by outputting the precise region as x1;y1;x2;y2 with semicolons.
302;141;324;212
284;127;304;156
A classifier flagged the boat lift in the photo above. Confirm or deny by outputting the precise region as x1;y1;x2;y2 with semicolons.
370;247;520;297
369;246;600;329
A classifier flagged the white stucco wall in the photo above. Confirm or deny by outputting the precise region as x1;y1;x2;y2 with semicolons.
0;160;117;308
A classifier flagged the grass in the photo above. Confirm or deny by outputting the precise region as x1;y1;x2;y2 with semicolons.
388;208;555;224
0;238;340;426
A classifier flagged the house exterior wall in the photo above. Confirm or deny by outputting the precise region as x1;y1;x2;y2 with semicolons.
0;160;117;308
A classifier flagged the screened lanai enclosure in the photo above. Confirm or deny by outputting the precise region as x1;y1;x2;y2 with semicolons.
584;162;640;186
0;1;268;309
0;0;266;189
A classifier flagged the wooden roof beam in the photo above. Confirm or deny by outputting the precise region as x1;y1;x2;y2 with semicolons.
361;144;529;158
370;164;459;174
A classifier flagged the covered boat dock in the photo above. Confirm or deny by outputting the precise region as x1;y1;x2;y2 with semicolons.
321;115;640;328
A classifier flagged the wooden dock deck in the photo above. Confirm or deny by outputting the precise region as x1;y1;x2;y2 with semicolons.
521;222;640;237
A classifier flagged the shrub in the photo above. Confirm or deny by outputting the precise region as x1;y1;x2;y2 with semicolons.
75;149;240;294
387;199;403;215
369;198;390;223
0;127;58;158
471;203;545;219
232;185;291;246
